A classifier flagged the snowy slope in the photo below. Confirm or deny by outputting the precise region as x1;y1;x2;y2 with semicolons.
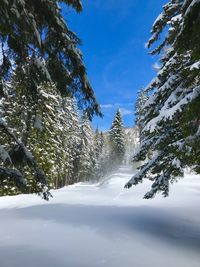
0;166;200;267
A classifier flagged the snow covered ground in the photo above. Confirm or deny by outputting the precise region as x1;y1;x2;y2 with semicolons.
0;166;200;267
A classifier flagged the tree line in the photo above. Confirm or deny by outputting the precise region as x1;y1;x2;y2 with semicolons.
1;0;197;200
0;66;126;197
0;0;101;199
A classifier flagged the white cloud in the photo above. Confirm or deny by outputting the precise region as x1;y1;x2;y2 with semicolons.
100;104;114;108
101;103;133;112
120;108;133;116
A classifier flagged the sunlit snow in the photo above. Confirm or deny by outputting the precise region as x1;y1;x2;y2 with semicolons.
0;166;200;267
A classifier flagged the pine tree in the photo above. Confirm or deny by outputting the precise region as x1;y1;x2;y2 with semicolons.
30;83;65;191
92;129;104;180
0;1;101;197
95;131;111;176
0;78;85;194
76;115;95;182
125;0;200;198
0;81;62;195
0;82;50;199
0;0;100;117
57;97;81;187
109;110;125;167
94;129;104;160
135;88;148;143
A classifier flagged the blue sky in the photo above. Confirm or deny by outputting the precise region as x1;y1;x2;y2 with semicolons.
62;0;166;131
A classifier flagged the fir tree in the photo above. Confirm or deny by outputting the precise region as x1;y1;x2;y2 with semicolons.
0;79;85;194
109;110;125;167
0;0;100;117
0;81;62;195
94;129;104;160
57;97;81;187
92;129;104;180
135;88;148;143
125;0;200;198
76;115;95;182
0;1;101;196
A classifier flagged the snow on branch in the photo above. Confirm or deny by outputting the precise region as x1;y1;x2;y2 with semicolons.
0;118;50;199
0;167;27;189
125;153;161;189
144;86;200;133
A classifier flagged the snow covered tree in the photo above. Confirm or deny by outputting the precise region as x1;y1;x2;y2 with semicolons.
56;97;81;187
92;129;105;180
125;0;200;198
0;0;101;196
75;115;95;182
135;88;148;143
0;79;85;194
0;81;62;195
109;110;125;167
28;83;63;191
0;0;100;116
94;129;104;161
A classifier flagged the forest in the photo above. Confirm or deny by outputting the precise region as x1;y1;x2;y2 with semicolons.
0;1;200;267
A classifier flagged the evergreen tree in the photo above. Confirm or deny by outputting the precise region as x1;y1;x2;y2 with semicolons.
57;97;81;187
135;88;148;143
0;79;84;194
0;0;100;117
76;115;95;182
0;81;62;195
125;0;200;198
0;0;101;196
94;129;104;160
96;132;112;176
92;129;104;180
109;110;125;167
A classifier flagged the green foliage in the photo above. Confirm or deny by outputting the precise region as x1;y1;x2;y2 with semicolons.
109;110;125;167
0;0;101;117
75;115;96;182
0;0;101;197
135;88;148;143
177;1;200;59
126;0;200;198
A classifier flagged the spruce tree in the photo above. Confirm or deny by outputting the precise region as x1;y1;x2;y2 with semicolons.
109;110;125;167
135;88;148;143
0;1;101;197
92;129;104;180
125;0;200;198
0;81;62;195
0;79;84;194
94;129;104;160
76;115;95;182
57;97;81;187
94;131;111;176
0;0;100;117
